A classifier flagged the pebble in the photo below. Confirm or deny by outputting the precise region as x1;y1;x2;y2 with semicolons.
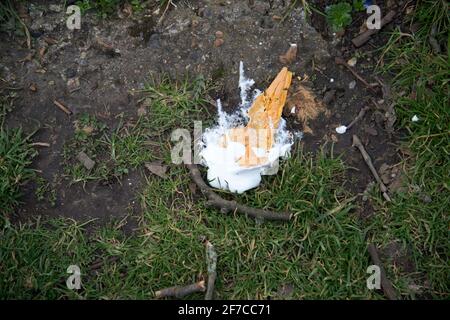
76;151;95;170
349;80;356;89
65;68;77;78
214;38;224;47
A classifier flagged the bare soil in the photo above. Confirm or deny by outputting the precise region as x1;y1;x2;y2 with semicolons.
1;0;405;226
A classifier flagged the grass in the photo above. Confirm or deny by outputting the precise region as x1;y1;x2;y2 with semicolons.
76;0;167;18
1;147;381;299
0;0;448;300
0;128;36;216
62;75;209;185
368;0;449;298
62;112;153;184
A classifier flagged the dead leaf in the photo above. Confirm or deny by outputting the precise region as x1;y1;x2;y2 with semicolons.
82;126;94;135
29;83;37;92
122;2;133;17
279;44;297;65
137;105;147;116
39;46;47;61
285;84;327;134
379;163;391;185
145;161;168;179
43;36;58;45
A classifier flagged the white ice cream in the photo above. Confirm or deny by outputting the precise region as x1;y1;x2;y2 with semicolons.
335;125;347;134
199;62;297;194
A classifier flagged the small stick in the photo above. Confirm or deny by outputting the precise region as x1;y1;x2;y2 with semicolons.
352;135;391;202
53;100;73;115
335;57;378;94
31;142;50;148
205;241;217;300
347;105;370;130
90;256;119;271
368;243;398;300
31;142;50;147
352;11;397;48
187;164;292;222
155;281;205;299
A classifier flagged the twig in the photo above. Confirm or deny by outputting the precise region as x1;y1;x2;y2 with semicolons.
90;256;119;271
53;100;73;115
352;11;397;48
187;164;292;222
155;281;205;298
30;142;50;147
94;38;120;56
205;241;217;300
368;243;398;300
352;135;391;202
335;57;378;94
429;23;441;54
347;105;370;130
157;0;175;25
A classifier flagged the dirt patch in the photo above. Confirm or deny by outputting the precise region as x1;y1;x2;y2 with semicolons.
1;0;401;225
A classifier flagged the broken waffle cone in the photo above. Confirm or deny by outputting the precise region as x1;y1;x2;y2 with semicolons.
223;67;293;167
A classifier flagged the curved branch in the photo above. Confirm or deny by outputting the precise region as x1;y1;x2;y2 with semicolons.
187;164;292;222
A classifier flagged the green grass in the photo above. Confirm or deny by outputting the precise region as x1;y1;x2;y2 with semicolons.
0;128;36;216
75;0;165;18
1;147;382;299
369;0;449;299
62;112;155;184
62;75;209;185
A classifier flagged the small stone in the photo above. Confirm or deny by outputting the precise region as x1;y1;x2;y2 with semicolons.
67;77;80;92
145;161;168;179
214;38;224;47
349;80;356;90
77;151;95;170
65;68;77;78
29;83;37;92
191;19;199;28
147;33;161;49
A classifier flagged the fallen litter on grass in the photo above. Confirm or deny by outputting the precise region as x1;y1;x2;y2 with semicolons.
200;62;296;194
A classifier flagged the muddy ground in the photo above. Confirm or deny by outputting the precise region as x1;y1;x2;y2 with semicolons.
1;0;407;226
